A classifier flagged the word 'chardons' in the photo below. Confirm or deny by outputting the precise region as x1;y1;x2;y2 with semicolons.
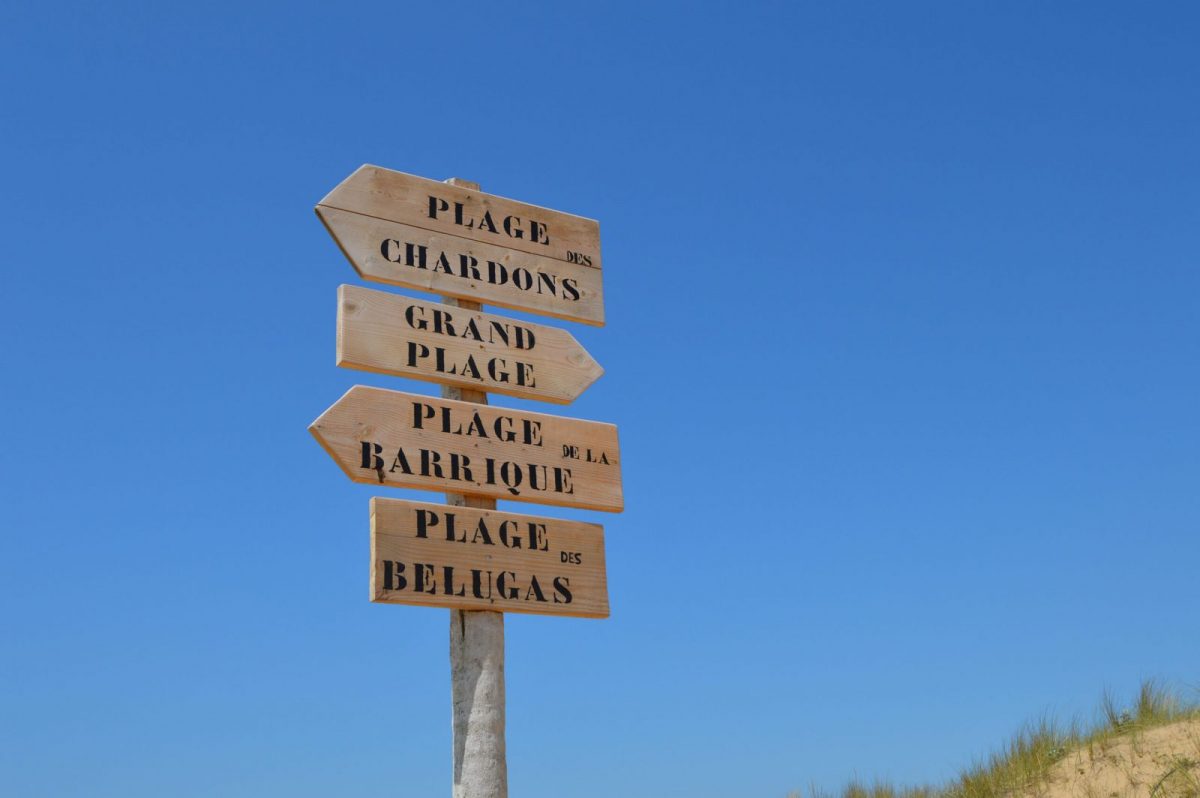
377;191;588;302
379;239;583;301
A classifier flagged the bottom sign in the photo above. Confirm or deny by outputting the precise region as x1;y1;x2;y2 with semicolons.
371;498;609;618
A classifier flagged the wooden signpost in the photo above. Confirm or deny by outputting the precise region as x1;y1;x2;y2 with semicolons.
317;166;605;326
371;498;609;618
337;284;603;404
310;385;622;512
311;168;618;798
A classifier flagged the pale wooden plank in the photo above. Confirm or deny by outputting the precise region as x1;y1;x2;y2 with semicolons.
337;285;603;404
310;385;623;512
319;165;602;269
371;498;609;618
317;205;605;326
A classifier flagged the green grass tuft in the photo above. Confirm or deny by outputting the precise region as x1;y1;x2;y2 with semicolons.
798;680;1200;798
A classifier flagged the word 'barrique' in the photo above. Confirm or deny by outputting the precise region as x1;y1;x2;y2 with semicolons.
310;386;623;512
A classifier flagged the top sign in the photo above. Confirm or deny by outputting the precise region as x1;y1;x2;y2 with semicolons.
316;166;605;326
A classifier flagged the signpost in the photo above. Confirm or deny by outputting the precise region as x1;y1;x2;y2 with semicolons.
311;169;618;798
371;498;609;618
310;385;623;512
317;166;605;325
337;284;603;404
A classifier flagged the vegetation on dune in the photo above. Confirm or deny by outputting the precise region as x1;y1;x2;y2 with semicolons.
796;681;1200;798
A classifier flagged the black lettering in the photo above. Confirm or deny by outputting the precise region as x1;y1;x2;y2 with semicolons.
415;509;438;539
469;518;494;546
381;239;403;262
420;449;444;478
442;565;466;597
414;563;436;594
525;575;547;603
390;448;413;475
477;210;498;234
406;341;429;367
428;196;449;220
471;569;492;599
514;361;533;387
554;467;573;494
458;254;481;281
383;560;406;590
486;260;508;286
404;304;426;330
487;320;509;346
460;354;482;381
360;441;383;470
413;401;436;430
449;452;473;483
500;462;522;495
496;571;518;600
513;325;534;350
487;358;510;384
498;520;521;549
525;420;542;447
512;268;533;291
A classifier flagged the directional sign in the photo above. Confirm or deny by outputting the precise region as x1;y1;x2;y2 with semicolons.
317;166;605;326
337;285;603;404
310;386;623;512
371;498;609;618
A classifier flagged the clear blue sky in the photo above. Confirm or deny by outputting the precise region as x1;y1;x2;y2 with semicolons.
2;2;1198;796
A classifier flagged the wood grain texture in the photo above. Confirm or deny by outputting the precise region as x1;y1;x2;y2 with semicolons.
319;165;601;268
371;498;608;618
337;285;603;404
310;385;623;512
316;205;605;326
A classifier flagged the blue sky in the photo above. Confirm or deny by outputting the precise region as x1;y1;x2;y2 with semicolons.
2;2;1198;796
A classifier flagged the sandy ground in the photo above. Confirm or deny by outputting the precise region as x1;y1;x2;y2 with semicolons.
1028;719;1200;798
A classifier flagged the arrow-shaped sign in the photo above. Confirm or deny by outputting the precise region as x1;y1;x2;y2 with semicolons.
317;165;605;326
310;386;623;512
336;285;603;404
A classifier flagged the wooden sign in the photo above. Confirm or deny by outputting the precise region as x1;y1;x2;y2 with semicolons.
310;386;623;512
337;284;603;404
371;498;609;618
317;166;605;326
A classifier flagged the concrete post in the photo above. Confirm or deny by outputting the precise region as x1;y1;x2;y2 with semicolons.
441;177;507;798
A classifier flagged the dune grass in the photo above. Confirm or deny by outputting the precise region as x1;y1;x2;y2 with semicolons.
797;681;1200;798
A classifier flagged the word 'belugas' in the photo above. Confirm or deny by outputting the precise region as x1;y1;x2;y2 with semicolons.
371;498;609;617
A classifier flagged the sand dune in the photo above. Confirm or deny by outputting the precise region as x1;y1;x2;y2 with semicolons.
1026;719;1200;798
